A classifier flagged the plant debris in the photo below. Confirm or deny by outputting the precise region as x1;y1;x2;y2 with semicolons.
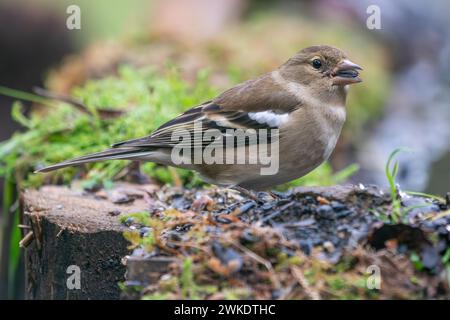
118;184;450;299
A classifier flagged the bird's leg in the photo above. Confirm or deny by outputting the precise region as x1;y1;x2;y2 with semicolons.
269;191;281;200
127;161;150;184
230;185;260;202
269;189;292;200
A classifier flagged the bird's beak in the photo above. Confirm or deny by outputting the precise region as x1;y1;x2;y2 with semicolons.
332;59;363;86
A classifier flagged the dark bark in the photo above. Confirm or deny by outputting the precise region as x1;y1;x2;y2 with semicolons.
21;185;149;300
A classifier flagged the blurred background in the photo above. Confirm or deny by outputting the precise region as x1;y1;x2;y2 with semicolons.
0;0;449;299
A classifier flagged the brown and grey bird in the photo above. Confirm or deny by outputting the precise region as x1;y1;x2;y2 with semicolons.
37;45;363;190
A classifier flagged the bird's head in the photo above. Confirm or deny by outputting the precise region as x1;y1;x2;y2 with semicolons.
279;45;362;99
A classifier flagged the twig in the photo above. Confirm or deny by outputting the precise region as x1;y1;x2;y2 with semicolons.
19;231;34;248
226;239;281;289
429;209;450;222
33;87;124;119
261;202;294;223
291;266;321;300
56;228;65;238
168;167;183;188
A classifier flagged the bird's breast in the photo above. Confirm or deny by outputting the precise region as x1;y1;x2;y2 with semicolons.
279;104;346;171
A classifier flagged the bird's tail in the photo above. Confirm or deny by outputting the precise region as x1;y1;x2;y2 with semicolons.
35;147;153;173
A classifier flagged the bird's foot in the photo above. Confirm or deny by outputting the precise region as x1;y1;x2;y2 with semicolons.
230;186;261;203
269;189;292;200
269;191;281;200
124;161;151;184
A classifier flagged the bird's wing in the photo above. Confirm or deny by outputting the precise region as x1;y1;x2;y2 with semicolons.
112;72;299;149
212;71;299;113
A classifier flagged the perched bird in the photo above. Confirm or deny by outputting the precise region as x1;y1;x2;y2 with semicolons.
37;45;362;191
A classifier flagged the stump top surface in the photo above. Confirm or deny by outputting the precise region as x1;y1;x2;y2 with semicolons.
22;183;156;233
22;183;387;234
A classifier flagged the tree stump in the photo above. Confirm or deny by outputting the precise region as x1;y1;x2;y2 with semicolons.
21;184;153;299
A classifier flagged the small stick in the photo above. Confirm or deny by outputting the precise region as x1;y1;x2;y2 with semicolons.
56;228;65;238
230;186;260;202
227;239;281;289
19;231;34;248
291;266;321;300
33;87;124;118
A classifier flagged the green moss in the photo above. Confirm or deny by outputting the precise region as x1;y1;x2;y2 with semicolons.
280;163;359;190
179;257;218;300
119;211;151;225
410;252;425;271
328;277;346;291
142;292;172;300
221;288;252;300
0;65;216;187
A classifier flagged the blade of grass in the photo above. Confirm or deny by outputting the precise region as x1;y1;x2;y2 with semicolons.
405;191;445;203
429;209;450;222
0;85;51;106
8;202;22;299
0;173;18;299
385;147;412;223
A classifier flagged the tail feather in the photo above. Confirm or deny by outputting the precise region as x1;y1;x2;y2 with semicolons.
35;147;152;173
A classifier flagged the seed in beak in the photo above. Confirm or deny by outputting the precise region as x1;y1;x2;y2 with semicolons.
332;59;363;85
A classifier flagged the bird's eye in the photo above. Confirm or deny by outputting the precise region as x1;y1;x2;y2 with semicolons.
312;59;322;69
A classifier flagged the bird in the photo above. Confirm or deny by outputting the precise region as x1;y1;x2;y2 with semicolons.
36;45;362;192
